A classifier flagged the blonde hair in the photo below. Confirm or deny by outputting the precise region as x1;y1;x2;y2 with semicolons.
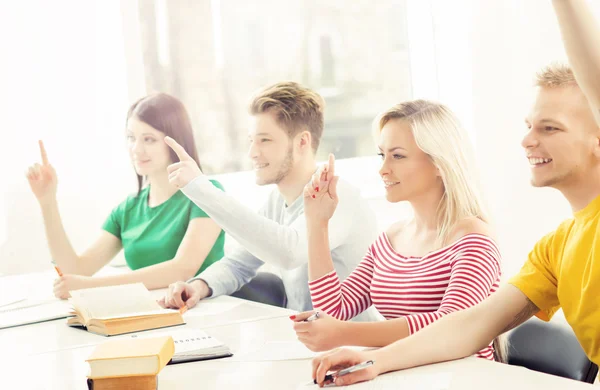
374;100;487;247
535;63;577;88
249;82;325;152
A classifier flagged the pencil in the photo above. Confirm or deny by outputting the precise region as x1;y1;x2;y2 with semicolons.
179;305;188;315
54;266;64;277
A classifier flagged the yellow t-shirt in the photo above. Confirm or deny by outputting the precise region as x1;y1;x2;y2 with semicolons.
509;195;600;366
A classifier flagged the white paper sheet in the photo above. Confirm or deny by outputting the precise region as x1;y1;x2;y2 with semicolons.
0;271;57;301
0;296;26;308
183;300;292;329
183;299;245;317
0;300;73;329
235;341;369;362
235;340;317;361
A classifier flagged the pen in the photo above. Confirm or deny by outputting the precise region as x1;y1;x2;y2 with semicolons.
54;266;63;277
313;360;375;385
305;311;319;322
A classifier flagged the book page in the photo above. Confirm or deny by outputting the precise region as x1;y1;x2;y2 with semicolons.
70;283;164;320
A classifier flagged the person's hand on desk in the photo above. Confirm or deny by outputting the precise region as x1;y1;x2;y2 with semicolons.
53;274;94;299
164;136;203;189
158;280;210;309
312;348;379;387
291;311;349;352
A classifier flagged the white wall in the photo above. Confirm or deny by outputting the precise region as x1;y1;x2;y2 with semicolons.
0;1;133;274
431;0;599;279
468;0;569;279
0;192;5;251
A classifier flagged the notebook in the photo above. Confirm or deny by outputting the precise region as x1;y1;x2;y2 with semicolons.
130;328;233;364
87;335;174;379
0;286;26;308
0;300;73;329
67;283;184;336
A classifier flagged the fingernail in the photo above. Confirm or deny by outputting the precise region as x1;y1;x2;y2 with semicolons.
312;195;316;199
289;315;296;320
315;187;319;192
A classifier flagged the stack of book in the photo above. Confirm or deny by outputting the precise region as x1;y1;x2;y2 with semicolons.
86;336;174;390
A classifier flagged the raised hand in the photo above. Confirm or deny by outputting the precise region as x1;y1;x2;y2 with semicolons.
303;154;340;224
164;136;203;188
26;140;58;204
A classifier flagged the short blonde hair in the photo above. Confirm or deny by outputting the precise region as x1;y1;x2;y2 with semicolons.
374;100;487;247
535;63;577;87
249;82;325;151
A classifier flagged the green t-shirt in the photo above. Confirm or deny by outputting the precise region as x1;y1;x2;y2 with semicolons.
102;180;225;275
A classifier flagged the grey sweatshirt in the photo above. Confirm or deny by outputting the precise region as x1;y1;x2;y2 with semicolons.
183;175;378;314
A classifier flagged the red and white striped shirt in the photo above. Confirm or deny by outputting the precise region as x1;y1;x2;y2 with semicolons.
309;232;502;360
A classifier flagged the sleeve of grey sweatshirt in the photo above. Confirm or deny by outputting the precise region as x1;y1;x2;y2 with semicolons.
181;175;355;270
188;243;264;298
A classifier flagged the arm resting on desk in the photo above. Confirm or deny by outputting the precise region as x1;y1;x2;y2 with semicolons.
370;285;538;374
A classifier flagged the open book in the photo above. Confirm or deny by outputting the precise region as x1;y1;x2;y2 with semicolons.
68;283;184;336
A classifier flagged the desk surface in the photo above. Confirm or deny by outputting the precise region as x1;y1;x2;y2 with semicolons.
0;272;593;390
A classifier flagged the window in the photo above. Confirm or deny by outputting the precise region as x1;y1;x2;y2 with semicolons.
134;0;416;174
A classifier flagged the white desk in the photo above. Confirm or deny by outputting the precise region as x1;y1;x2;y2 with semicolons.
0;273;594;390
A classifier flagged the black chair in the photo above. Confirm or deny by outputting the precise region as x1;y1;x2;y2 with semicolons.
506;317;598;383
231;272;288;308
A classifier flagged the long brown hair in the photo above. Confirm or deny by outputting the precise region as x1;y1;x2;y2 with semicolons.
126;93;201;195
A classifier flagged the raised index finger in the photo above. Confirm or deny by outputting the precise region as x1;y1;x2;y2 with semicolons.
327;154;335;182
164;136;193;162
39;140;49;166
